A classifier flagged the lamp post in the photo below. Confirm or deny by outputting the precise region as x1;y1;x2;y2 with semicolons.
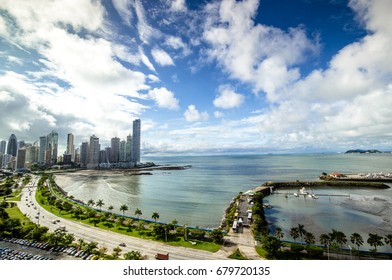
348;245;352;260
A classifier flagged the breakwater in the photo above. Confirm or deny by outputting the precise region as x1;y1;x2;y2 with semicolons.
262;180;390;189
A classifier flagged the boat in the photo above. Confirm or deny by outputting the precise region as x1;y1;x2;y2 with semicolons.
299;187;309;195
293;192;299;197
311;193;319;199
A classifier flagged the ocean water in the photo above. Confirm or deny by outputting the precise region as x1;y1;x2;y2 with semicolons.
57;153;392;251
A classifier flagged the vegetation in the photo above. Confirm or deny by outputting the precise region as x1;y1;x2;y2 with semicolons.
229;248;247;260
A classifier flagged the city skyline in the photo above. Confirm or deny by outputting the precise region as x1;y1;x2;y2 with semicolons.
0;118;141;170
1;0;392;155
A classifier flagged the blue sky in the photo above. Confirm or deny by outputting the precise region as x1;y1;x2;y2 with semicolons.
1;0;392;156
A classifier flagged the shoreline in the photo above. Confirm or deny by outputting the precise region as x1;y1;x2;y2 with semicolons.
262;180;390;189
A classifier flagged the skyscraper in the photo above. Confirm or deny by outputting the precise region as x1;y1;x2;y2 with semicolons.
38;136;47;163
66;133;75;161
119;140;127;162
87;135;100;169
7;134;18;156
46;131;58;165
16;148;26;170
132;119;141;164
80;142;89;167
126;135;132;162
0;140;6;154
110;137;120;163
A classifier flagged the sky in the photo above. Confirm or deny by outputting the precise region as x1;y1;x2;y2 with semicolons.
0;0;392;156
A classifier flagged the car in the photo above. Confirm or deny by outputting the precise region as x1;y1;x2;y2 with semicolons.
52;220;57;224
119;243;126;247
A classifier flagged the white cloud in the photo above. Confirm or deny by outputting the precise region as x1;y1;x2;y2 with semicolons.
169;0;187;12
112;0;133;26
213;85;245;109
202;0;318;101
134;0;161;44
147;87;179;110
151;48;175;66
214;111;224;118
184;105;209;122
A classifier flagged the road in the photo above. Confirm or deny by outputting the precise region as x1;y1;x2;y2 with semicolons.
17;181;235;260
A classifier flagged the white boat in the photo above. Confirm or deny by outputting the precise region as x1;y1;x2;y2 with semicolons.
299;187;308;195
311;193;319;199
293;192;299;197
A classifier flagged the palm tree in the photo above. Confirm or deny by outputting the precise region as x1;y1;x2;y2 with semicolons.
319;233;331;259
329;229;347;248
108;205;114;213
87;199;95;207
152;212;159;222
297;224;307;243
96;199;104;211
350;232;364;251
274;227;284;240
367;233;384;252
134;208;142;219
384;234;392;247
304;232;315;245
120;204;128;217
289;227;300;242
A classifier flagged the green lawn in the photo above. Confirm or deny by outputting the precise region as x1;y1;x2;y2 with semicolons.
229;248;248;260
6;204;30;224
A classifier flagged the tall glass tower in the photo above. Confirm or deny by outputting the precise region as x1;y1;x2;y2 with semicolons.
47;131;58;165
7;134;18;156
66;133;75;161
132;119;141;164
0;140;6;154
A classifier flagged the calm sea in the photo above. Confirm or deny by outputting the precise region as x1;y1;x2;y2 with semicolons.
57;153;392;251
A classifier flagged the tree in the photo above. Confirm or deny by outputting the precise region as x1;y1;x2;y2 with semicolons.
120;204;128;217
289;227;300;242
274;227;284;240
350;233;364;251
125;219;133;232
96;199;104;211
134;208;142;218
87;199;95;207
384;234;392;248
209;229;224;244
152;212;159;222
304;232;315;245
297;224;307;242
112;247;122;259
123;250;144;260
330;229;347;249
262;236;282;259
108;205;114;213
367;233;384;252
83;241;98;254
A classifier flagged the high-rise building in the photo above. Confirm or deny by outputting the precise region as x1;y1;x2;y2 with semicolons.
126;135;132;162
0;140;6;154
74;148;80;164
119;140;127;162
66;133;75;161
18;140;25;149
46;131;58;165
80;142;89;167
110;137;120;163
105;147;111;164
16;148;26;170
38;136;47;163
87;135;100;169
7;134;18;156
132;119;141;164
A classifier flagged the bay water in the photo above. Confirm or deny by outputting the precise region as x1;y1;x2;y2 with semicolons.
57;153;392;252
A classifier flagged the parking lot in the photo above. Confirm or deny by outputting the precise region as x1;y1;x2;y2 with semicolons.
0;237;95;260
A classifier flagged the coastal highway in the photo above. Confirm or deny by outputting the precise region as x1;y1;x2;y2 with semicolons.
18;185;230;260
